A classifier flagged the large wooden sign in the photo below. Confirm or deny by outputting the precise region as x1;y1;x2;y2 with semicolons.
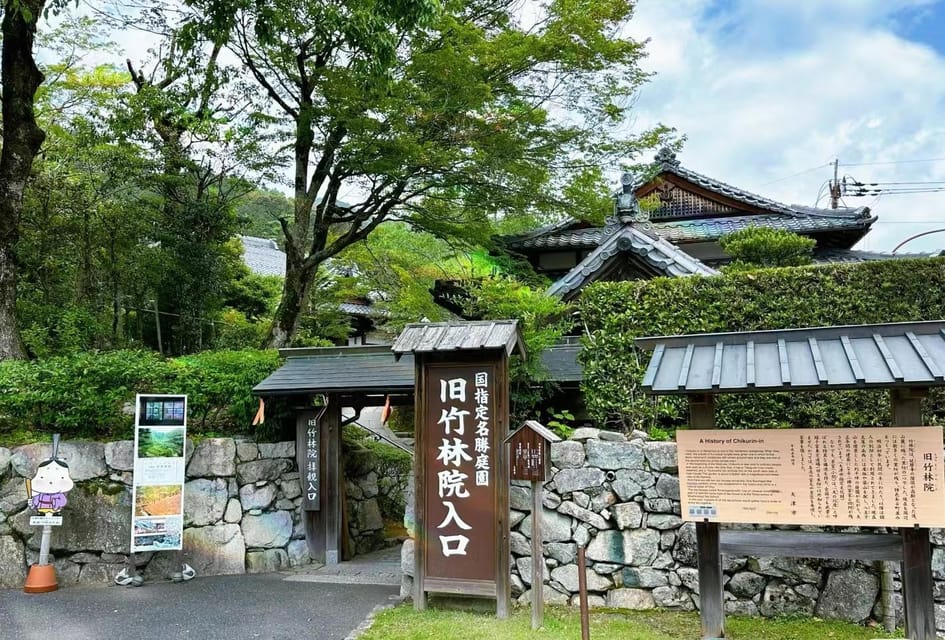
422;363;498;582
677;426;945;528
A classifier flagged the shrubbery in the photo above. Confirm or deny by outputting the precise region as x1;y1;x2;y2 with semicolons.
578;257;945;431
0;349;282;442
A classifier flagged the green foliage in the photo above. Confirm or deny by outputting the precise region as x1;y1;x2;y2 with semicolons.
0;349;282;442
463;277;572;419
719;227;816;269
545;407;575;439
578;258;945;431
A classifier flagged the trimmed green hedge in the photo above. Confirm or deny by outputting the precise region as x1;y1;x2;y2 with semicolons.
0;349;282;442
578;258;945;431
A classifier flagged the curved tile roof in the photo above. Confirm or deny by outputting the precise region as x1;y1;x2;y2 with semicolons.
546;224;717;299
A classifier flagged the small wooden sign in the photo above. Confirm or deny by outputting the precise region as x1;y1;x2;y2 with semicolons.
301;412;322;512
506;420;560;482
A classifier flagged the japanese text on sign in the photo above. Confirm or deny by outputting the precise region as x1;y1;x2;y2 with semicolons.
302;416;320;511
677;427;945;527
424;364;498;582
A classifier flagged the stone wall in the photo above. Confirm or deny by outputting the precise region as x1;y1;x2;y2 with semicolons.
402;429;945;630
0;438;302;587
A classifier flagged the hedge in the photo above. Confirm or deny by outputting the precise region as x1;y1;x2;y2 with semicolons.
578;257;945;431
0;349;282;442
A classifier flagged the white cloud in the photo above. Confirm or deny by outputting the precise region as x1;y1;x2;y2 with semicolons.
624;0;945;252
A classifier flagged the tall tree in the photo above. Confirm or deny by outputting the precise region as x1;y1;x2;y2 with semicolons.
186;0;672;347
0;0;48;359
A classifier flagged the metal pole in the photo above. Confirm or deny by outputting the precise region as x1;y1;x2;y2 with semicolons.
531;480;543;630
38;525;52;565
577;545;590;640
152;300;163;355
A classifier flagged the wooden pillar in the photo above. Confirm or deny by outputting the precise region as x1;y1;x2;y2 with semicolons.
892;387;935;640
413;362;427;611
298;401;343;565
688;394;724;639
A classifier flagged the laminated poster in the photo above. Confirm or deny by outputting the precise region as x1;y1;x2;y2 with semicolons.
131;394;187;553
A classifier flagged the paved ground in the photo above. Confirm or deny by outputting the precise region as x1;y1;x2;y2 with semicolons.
287;544;402;586
0;547;403;640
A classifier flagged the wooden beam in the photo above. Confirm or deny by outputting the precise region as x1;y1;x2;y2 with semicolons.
891;387;934;639
687;395;723;640
324;400;342;565
414;359;427;610
902;527;936;640
720;530;902;561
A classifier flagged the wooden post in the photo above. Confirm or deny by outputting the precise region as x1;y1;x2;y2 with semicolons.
298;401;342;565
413;363;427;611
531;479;543;630
892;387;935;640
577;545;590;640
688;394;724;640
324;400;342;566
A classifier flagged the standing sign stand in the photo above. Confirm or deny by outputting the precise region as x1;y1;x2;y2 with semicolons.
23;434;73;593
505;420;560;630
636;321;945;640
116;394;193;586
393;321;523;618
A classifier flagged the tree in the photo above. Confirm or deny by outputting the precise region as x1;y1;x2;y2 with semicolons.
720;227;816;270
0;0;49;359
181;0;672;347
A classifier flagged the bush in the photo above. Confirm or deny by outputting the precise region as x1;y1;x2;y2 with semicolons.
0;349;282;442
578;257;945;431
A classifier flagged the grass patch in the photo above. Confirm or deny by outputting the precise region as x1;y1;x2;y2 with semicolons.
358;606;902;640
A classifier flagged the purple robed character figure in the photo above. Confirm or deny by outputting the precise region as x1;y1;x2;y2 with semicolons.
26;438;74;515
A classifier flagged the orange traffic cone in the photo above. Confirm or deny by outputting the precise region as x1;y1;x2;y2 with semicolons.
24;564;57;593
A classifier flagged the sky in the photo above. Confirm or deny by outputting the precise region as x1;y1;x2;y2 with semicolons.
623;0;945;253
56;0;945;253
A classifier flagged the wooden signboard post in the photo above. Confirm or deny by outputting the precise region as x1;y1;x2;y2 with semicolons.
506;420;560;630
393;321;523;618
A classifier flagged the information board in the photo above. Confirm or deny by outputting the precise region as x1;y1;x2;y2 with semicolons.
423;363;497;582
677;427;945;527
131;394;187;553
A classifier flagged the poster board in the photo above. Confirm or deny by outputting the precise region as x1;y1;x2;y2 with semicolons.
131;394;187;553
677;426;945;528
422;363;499;584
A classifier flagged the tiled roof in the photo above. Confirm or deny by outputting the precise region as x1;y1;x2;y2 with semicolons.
546;224;717;299
649;211;875;244
240;236;286;277
813;248;936;264
636;320;945;395
253;342;582;396
509;210;875;250
505;148;876;251
392;320;525;357
338;302;391;318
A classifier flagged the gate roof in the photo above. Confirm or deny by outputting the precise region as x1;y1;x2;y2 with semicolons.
635;320;945;395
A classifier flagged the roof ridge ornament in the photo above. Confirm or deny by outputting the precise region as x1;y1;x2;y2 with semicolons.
655;146;681;168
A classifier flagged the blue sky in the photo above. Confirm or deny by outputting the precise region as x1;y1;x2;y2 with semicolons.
624;0;945;252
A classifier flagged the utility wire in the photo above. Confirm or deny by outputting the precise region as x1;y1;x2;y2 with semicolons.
840;157;945;167
760;163;832;187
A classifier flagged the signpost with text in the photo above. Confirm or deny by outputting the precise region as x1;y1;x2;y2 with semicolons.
393;321;521;618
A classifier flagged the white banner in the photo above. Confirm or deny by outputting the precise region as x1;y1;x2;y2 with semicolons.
130;394;187;553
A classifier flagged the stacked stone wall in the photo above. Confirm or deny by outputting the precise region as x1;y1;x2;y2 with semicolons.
0;436;406;587
402;429;945;631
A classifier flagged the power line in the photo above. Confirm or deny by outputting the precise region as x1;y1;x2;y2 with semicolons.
760;162;832;187
840;157;945;167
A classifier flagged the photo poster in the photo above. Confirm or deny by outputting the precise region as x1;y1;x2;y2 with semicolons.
131;394;187;553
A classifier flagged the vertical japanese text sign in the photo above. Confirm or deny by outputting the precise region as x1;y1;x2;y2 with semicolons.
131;394;187;553
300;411;321;512
423;363;499;583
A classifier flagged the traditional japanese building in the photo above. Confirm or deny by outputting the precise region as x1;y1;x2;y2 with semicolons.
502;148;908;301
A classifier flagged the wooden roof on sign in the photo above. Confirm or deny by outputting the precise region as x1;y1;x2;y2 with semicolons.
635;320;945;395
505;420;561;444
391;320;525;358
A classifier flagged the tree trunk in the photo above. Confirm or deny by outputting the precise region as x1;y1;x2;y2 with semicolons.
0;0;48;360
263;251;316;349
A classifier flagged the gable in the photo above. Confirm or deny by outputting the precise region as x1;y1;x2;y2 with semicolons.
636;174;768;221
